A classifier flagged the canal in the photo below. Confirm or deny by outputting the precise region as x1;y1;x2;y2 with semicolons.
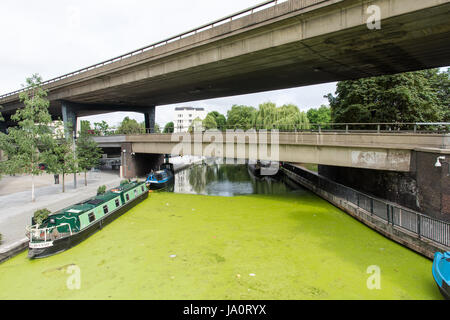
0;163;442;299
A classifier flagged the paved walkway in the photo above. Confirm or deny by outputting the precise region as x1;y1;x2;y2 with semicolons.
0;171;122;252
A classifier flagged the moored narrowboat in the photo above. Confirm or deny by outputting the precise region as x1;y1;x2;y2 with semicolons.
432;251;450;299
26;180;148;259
146;163;174;190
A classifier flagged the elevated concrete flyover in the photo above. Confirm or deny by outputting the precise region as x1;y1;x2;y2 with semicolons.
94;132;450;172
1;0;450;126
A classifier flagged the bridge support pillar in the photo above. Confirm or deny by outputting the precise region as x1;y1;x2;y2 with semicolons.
121;142;163;179
61;101;77;138
144;106;156;133
0;120;8;134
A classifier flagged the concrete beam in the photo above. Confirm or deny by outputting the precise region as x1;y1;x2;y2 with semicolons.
91;132;449;172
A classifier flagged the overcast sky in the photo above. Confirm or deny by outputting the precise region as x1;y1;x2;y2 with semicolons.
1;0;337;127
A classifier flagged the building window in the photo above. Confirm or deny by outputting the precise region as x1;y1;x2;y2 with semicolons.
103;205;109;214
189;114;192;117
126;194;130;201
88;212;95;223
115;199;120;207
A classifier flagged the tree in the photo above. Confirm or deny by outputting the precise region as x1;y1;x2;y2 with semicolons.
76;126;103;186
154;123;161;133
307;105;331;128
226;105;257;130
0;74;54;202
254;102;310;131
188;117;203;133
203;114;218;130
117;117;144;135
254;102;277;129
327;68;448;125
46;122;77;193
93;120;111;136
207;111;227;130
80;120;92;134
163;122;175;133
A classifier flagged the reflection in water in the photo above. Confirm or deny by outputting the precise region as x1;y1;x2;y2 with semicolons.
173;162;302;197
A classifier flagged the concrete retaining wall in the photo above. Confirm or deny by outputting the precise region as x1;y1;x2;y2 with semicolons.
282;166;449;260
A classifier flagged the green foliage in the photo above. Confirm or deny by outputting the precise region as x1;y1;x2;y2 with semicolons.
45;121;78;192
202;114;218;130
226;105;257;130
120;179;130;185
76;127;103;180
307;105;331;127
0;74;54;201
80;120;92;135
97;185;107;195
93;121;111;136
188;117;204;133
163;122;174;134
206;111;226;130
254;102;310;130
33;208;51;225
154;123;161;133
117;117;144;135
327;68;449;124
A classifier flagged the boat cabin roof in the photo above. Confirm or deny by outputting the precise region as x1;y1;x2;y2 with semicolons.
50;181;144;217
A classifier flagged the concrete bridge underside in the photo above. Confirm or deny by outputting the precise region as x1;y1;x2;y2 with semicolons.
1;0;450;124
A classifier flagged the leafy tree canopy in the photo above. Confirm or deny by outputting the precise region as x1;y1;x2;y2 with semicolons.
327;68;449;124
226;105;257;130
163;122;175;133
117;117;143;135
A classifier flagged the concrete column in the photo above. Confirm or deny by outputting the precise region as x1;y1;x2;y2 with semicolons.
144;106;156;134
61;101;77;138
0;121;8;134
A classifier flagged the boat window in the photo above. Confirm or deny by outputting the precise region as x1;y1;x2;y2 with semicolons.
126;194;130;201
141;186;144;192
155;173;164;180
115;199;120;207
103;205;109;214
134;189;138;196
88;212;95;223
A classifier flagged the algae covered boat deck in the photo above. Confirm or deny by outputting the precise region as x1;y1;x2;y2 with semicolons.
0;191;442;299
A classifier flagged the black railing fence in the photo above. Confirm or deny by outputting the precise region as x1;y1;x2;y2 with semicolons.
283;163;450;248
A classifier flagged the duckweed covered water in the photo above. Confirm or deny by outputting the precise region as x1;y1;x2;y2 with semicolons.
0;191;441;299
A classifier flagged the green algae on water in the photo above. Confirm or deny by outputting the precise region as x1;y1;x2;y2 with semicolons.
0;192;442;300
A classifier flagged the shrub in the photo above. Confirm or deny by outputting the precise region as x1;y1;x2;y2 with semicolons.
34;209;51;225
120;179;130;185
97;185;107;195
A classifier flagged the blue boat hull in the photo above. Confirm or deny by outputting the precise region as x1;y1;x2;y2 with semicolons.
432;252;450;300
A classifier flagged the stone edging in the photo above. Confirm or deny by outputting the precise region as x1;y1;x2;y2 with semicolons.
0;238;28;264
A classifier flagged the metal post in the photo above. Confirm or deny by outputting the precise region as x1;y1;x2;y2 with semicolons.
417;215;421;238
73;133;77;189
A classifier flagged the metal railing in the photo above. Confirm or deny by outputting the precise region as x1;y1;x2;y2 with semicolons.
0;0;330;100
26;222;73;243
91;122;450;136
283;163;450;248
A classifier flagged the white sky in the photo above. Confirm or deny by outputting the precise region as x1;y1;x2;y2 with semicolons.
0;1;342;127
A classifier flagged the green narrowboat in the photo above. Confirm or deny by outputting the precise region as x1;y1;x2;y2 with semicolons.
26;180;148;259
